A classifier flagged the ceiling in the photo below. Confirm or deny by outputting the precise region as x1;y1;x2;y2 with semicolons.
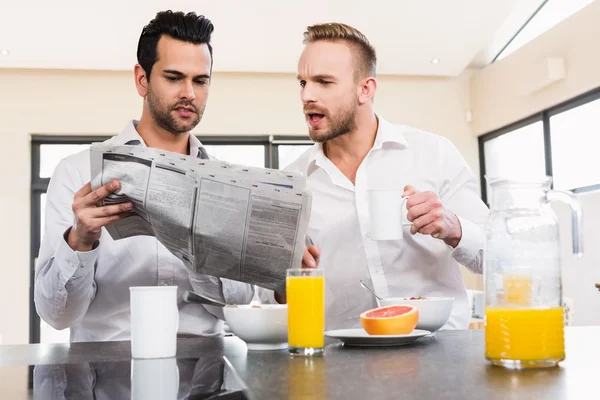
0;0;524;76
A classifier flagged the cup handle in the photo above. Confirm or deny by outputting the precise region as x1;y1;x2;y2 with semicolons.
401;196;413;227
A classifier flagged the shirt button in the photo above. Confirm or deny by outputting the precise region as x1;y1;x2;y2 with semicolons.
366;232;371;239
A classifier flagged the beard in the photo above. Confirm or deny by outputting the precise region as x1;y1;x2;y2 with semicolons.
308;102;357;143
147;86;204;134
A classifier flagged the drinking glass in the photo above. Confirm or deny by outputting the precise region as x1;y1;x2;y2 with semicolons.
286;269;325;356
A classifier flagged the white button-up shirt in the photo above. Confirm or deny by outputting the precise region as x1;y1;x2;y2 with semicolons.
285;116;489;330
35;121;254;342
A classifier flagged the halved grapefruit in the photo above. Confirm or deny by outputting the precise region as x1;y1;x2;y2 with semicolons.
360;305;419;335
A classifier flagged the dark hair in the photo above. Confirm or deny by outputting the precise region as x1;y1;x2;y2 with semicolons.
137;10;214;80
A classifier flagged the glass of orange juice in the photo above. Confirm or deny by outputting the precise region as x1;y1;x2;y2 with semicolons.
286;268;325;356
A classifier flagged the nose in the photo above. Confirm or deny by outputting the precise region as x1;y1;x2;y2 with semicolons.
180;80;196;101
300;82;316;105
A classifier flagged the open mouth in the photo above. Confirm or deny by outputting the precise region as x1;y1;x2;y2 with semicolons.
307;113;325;126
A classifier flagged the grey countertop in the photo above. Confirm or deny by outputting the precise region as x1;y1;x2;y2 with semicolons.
1;327;598;399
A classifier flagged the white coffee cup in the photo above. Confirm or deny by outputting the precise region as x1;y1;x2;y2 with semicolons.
368;189;412;240
130;286;179;359
131;357;179;400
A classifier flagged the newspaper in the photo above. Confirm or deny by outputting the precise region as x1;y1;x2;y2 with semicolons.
89;144;312;292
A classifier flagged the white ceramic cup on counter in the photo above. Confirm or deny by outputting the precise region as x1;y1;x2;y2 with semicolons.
130;286;179;359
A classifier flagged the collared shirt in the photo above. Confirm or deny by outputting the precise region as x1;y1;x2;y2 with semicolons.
285;116;489;330
35;120;254;342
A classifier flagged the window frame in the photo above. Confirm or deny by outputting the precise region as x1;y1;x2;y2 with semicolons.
478;86;600;204
29;133;311;344
491;0;596;63
492;0;551;63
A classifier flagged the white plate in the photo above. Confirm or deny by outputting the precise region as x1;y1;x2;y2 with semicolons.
325;328;431;347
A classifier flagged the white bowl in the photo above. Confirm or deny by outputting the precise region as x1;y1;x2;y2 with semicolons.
223;304;288;351
377;297;454;332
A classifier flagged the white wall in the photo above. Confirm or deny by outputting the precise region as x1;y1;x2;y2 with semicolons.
0;366;28;399
0;68;477;344
470;0;600;135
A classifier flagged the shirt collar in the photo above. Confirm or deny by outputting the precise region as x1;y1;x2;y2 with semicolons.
372;115;409;150
114;120;208;159
305;114;409;176
305;143;327;177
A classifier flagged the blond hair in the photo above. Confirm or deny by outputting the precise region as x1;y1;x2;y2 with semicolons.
303;22;377;79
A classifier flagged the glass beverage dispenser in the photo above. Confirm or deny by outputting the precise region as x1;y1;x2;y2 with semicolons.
484;177;583;369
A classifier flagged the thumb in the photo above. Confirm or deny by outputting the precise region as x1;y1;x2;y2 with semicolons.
403;184;417;197
308;245;320;259
302;247;317;268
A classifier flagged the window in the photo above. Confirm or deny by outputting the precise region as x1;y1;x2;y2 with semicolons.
40;144;91;178
483;120;546;196
549;97;600;191
479;87;600;203
202;145;266;168
277;144;313;169
40;193;46;245
30;134;311;343
496;0;596;61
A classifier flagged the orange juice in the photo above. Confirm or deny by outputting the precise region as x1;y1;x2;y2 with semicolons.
286;275;325;349
485;306;564;365
504;274;532;305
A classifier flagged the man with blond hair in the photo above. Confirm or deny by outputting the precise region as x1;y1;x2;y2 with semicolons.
290;22;489;330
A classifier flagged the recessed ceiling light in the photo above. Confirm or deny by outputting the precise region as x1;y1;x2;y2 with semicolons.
431;58;440;64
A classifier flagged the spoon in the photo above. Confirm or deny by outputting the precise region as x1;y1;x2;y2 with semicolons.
360;280;382;301
183;290;227;307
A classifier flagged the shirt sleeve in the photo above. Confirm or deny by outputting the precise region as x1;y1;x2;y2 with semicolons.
221;278;255;306
34;158;99;330
255;286;280;304
187;273;255;321
437;138;489;274
452;216;484;274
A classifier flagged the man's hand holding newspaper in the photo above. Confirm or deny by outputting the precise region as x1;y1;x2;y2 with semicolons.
89;144;313;293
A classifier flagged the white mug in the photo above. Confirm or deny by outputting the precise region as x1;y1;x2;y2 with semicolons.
130;286;179;359
368;189;412;240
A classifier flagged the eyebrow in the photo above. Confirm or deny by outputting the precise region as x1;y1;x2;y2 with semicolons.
297;74;337;81
163;69;211;80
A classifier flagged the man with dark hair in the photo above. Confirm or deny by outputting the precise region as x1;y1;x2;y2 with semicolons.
137;10;215;79
292;22;489;330
34;11;256;342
